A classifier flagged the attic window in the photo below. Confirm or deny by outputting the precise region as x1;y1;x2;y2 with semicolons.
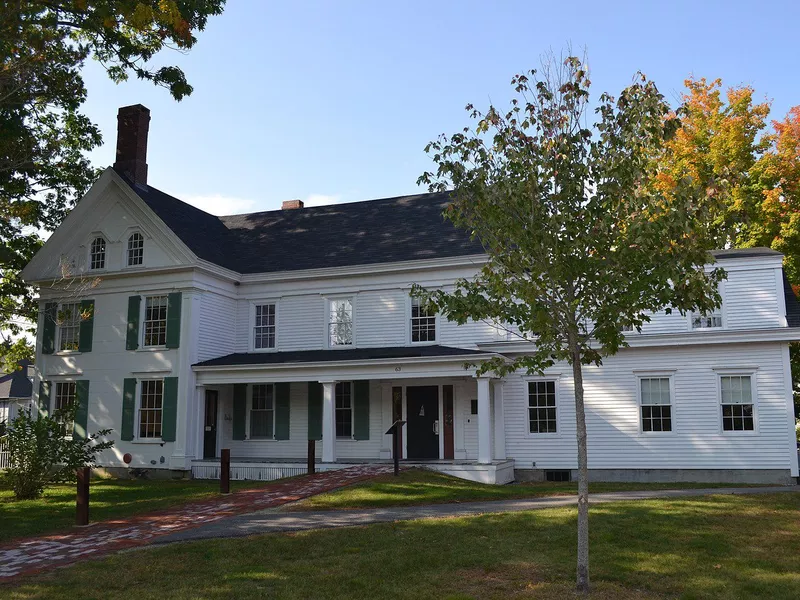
127;232;144;266
90;237;106;270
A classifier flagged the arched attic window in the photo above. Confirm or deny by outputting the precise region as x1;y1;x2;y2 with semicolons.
89;237;106;270
127;232;144;266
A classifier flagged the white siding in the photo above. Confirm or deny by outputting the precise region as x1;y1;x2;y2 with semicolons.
356;290;407;347
279;295;325;351
197;292;236;362
725;269;781;329
504;343;794;471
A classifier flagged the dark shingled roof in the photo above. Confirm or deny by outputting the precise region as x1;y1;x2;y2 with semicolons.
712;248;784;260
0;360;33;400
193;345;490;368
118;170;483;274
784;272;800;328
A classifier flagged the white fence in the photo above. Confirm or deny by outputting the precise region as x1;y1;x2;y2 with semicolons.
0;438;9;471
191;463;308;482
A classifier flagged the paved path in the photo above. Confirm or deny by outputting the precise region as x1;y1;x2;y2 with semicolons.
0;465;394;581
155;484;800;544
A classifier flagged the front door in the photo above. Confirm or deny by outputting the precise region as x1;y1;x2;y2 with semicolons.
203;390;218;459
406;386;439;460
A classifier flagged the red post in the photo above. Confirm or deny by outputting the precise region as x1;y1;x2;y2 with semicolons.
76;467;90;526
307;439;315;475
220;448;231;494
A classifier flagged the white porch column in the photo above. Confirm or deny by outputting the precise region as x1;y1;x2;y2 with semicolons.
477;377;492;464
492;380;507;460
321;380;337;463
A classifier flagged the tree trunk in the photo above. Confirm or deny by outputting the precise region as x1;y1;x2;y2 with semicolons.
571;344;590;593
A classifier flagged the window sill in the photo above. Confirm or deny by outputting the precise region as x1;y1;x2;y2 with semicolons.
53;350;82;356
690;327;724;332
250;347;278;353
409;340;437;346
131;439;165;444
243;438;278;442
136;346;168;352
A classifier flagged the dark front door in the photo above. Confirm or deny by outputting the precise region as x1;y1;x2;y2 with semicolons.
203;390;218;459
406;386;439;460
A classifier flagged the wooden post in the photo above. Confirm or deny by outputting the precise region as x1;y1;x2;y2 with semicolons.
393;426;400;476
76;467;90;526
307;439;315;475
220;448;231;494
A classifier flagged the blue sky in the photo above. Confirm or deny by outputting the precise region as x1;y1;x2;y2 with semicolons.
81;0;800;216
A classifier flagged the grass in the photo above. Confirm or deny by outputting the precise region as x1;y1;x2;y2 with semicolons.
4;492;800;599
0;478;268;543
293;468;765;511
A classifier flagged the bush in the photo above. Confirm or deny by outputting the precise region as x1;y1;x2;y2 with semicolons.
0;405;113;500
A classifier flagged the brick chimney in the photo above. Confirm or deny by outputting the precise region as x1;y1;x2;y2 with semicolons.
282;199;304;210
113;104;150;185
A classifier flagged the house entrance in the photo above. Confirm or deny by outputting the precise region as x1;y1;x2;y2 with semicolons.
406;386;439;460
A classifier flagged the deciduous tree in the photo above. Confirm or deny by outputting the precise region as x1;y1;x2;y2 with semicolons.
415;56;724;593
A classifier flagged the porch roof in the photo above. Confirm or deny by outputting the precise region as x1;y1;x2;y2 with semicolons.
193;345;489;369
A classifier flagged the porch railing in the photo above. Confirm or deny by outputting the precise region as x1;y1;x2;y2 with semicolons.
192;463;308;482
0;438;9;471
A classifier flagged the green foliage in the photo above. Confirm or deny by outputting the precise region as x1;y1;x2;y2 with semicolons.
416;56;724;377
0;337;34;374
1;405;113;500
0;1;225;340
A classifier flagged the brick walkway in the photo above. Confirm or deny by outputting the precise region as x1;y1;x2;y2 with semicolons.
0;464;394;581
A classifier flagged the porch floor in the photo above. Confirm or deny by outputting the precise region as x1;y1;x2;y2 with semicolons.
191;458;516;485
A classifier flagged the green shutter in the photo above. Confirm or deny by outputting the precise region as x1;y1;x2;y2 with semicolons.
232;383;247;440
353;380;370;441
165;292;182;349
307;382;323;441
42;303;57;355
74;380;90;439
121;378;136;441
78;300;95;353
38;380;51;417
161;377;178;442
274;382;291;440
126;296;141;350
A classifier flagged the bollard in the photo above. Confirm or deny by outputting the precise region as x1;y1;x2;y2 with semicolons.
76;467;90;526
220;448;231;494
393;427;400;476
307;439;315;475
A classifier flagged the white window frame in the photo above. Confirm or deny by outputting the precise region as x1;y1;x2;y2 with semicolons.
246;383;276;440
524;377;560;436
141;294;169;348
126;231;145;267
715;368;759;434
136;378;164;441
408;296;438;345
335;381;355;439
88;236;107;271
56;302;82;353
689;282;725;331
250;301;278;352
326;296;354;348
635;372;676;435
53;380;77;436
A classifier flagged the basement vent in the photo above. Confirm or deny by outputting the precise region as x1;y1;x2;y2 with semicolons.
545;470;571;482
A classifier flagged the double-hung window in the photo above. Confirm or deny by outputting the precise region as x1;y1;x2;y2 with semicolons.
328;298;353;347
138;380;163;439
143;295;168;347
528;381;557;433
254;304;276;350
692;310;722;329
250;384;275;439
720;374;755;431
639;377;672;432
410;297;436;343
90;237;106;270
127;232;144;266
335;382;353;438
54;381;76;435
58;303;81;351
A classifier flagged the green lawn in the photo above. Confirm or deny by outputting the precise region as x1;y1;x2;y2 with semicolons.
0;478;267;543
5;492;799;599
293;468;764;511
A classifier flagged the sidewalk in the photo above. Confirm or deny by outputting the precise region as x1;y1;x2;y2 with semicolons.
0;464;394;581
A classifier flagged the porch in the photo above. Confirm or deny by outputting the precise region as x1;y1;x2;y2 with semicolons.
190;346;514;484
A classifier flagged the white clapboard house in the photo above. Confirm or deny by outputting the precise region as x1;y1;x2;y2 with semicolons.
20;105;800;484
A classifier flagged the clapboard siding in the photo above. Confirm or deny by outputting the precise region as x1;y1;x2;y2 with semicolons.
222;381;385;460
278;295;325;351
725;268;781;329
503;343;793;470
356;290;407;347
197;292;237;362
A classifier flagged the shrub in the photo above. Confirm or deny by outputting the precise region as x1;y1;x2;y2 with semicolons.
0;405;113;500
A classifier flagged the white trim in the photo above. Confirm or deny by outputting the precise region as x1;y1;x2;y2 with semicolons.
334;381;355;440
245;383;276;441
635;373;676;436
688;280;725;331
522;376;561;438
249;300;279;352
87;232;108;273
408;295;439;346
135;377;166;443
716;370;759;435
140;293;169;349
325;295;355;349
776;267;789;327
123;228;146;269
